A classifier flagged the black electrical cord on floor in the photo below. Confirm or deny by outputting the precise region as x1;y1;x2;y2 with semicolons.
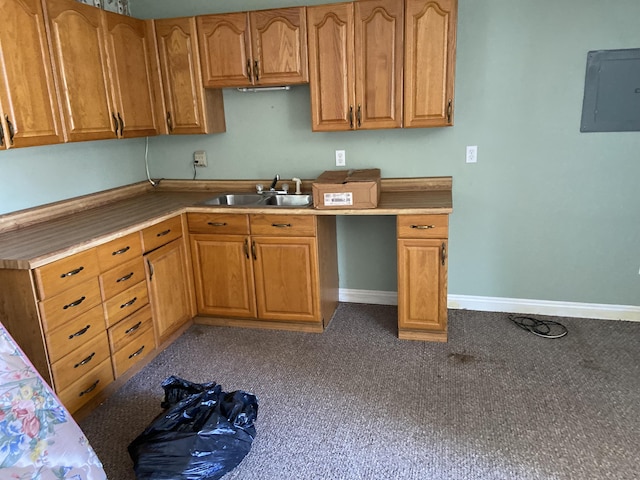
509;314;568;339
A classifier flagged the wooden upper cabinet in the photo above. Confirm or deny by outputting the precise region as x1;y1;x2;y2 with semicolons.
0;0;63;149
307;2;355;131
153;17;225;135
197;7;308;88
404;0;457;128
44;0;116;142
308;0;402;132
102;11;159;138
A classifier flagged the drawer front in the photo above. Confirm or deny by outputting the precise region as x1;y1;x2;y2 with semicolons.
39;278;102;330
187;212;249;235
57;358;114;414
397;215;449;239
108;304;154;353
96;231;142;272
34;248;99;300
141;216;183;253
45;304;105;362
250;214;316;236
100;257;146;300
112;325;155;378
51;330;110;392
103;280;149;328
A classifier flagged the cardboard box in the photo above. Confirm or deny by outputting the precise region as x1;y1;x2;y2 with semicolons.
312;169;381;209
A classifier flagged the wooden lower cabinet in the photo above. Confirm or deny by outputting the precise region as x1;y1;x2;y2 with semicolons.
144;235;194;343
397;215;449;341
188;213;337;330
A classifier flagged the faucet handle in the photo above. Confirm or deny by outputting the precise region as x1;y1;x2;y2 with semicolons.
256;184;264;193
282;183;289;194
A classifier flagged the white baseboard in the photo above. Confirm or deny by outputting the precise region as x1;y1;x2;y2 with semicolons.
338;289;640;322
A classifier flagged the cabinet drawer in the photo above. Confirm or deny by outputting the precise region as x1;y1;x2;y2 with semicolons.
51;330;110;392
34;248;99;300
45;304;105;362
250;214;316;236
108;304;153;353
397;215;448;238
187;212;249;235
96;231;142;272
57;358;114;414
141;216;183;253
112;325;155;378
100;257;146;300
39;278;102;329
103;280;149;328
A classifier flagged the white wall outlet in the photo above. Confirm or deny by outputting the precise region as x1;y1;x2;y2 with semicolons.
194;150;207;167
335;149;346;167
466;145;478;163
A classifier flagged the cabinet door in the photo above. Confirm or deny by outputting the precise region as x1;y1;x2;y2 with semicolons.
397;238;448;332
307;2;355;132
354;0;403;129
45;0;116;142
197;13;252;88
145;237;192;344
102;11;158;138
190;234;256;318
404;0;457;128
250;7;308;86
154;17;219;135
252;236;320;323
0;0;63;149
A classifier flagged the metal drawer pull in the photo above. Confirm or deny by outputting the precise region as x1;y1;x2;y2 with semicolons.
271;223;292;228
410;224;436;230
125;321;143;335
208;222;227;227
251;241;257;260
116;272;135;283
68;325;91;339
79;379;99;397
60;266;84;278
156;229;171;237
63;296;86;309
243;238;250;259
74;352;95;368
128;345;145;359
120;297;137;309
112;246;130;256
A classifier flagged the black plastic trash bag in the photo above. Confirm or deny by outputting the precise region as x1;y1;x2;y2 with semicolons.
128;376;258;480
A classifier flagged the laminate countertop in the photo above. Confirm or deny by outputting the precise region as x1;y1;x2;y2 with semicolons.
0;177;452;270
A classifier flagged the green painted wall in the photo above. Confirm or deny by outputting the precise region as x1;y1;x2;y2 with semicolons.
1;0;638;307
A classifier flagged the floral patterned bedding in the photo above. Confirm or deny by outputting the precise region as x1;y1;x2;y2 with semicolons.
0;323;107;480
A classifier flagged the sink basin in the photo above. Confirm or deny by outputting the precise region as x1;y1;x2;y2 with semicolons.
200;193;313;208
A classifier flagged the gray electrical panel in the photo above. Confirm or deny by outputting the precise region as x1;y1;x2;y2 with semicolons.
580;48;640;132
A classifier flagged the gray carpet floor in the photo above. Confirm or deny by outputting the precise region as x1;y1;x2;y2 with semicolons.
79;304;640;480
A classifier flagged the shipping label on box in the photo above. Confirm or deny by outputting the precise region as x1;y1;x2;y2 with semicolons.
312;169;381;209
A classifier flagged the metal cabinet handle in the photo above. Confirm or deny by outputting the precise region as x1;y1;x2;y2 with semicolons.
74;352;95;368
0;118;4;146
128;345;145;359
147;259;154;281
357;104;361;127
349;105;354;129
63;296;86;309
447;99;452;123
125;321;142;335
253;60;259;82
156;229;171;237
116;272;134;283
441;242;447;266
79;379;99;397
271;223;292;228
118;112;124;135
112;246;130;256
166;111;173;132
112;112;119;136
243;238;250;259
4;115;14;145
207;222;227;227
68;325;91;339
120;297;137;309
60;266;84;278
251;240;257;260
410;224;435;230
247;59;253;82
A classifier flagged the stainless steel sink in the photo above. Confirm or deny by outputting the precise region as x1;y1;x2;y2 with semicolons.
200;193;313;208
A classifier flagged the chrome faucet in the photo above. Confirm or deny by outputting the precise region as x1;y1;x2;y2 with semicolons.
269;174;280;191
